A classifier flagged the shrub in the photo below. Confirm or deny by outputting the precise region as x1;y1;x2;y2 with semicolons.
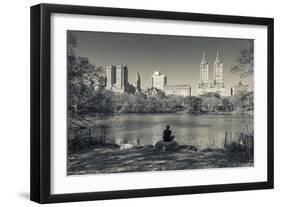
224;131;254;163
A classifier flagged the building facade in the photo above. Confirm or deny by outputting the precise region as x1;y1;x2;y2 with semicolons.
134;72;141;91
106;65;116;88
151;71;191;97
213;52;223;85
163;84;191;97
143;87;162;97
231;81;253;95
200;52;209;82
151;71;167;90
116;64;128;91
106;64;129;93
198;52;225;96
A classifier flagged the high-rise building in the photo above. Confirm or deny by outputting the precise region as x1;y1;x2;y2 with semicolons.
105;64;128;93
152;71;167;90
198;52;225;96
106;65;116;89
134;72;141;90
114;64;128;93
200;52;209;82
213;52;223;85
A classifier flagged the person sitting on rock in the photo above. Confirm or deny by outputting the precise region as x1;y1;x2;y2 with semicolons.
163;125;174;142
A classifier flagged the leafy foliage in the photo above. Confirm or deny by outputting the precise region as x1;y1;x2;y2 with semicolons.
67;32;106;115
231;40;254;77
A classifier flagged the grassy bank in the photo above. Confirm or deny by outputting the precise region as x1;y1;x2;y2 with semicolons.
67;142;253;175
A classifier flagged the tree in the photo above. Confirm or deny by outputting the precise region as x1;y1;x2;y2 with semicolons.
231;40;254;77
185;96;202;112
67;32;106;114
68;57;106;112
84;90;115;113
66;32;113;146
202;96;221;111
229;91;254;112
146;97;161;112
200;92;221;99
222;97;234;111
167;95;185;112
67;31;77;57
115;93;130;112
200;93;221;111
134;94;146;112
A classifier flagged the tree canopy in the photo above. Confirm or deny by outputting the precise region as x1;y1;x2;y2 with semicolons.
231;40;254;77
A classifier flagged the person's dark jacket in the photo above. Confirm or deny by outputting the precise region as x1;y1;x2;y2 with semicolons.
163;129;172;142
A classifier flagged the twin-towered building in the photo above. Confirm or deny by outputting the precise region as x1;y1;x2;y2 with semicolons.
106;64;140;93
106;64;129;93
150;52;225;97
198;52;225;96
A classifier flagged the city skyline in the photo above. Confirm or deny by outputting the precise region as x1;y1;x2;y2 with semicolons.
70;30;254;95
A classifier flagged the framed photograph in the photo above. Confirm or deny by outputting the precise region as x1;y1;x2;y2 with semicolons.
30;3;274;203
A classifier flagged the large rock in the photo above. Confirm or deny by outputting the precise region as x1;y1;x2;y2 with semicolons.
120;143;134;150
154;141;178;152
178;145;198;152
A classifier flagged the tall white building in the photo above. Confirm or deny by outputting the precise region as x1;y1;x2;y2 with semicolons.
200;52;209;82
213;52;224;86
151;71;167;90
198;52;225;96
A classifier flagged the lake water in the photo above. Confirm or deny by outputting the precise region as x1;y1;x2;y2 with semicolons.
106;113;253;149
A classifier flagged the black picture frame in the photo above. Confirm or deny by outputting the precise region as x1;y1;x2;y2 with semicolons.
30;3;274;204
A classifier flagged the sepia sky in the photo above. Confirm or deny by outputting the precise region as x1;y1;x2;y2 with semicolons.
69;30;254;96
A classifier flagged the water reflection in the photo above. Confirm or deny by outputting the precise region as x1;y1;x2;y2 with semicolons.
106;113;253;149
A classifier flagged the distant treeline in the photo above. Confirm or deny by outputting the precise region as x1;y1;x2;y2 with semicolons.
70;88;254;115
